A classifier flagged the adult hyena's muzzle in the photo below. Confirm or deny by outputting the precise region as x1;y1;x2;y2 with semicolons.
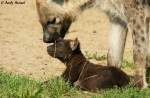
43;24;62;43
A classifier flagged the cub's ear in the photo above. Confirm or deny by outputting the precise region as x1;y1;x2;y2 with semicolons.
70;38;80;51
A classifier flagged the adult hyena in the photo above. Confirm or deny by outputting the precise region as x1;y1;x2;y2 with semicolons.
94;0;150;89
36;0;150;88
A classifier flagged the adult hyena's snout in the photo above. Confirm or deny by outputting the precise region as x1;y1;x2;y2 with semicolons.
43;31;61;43
43;23;62;43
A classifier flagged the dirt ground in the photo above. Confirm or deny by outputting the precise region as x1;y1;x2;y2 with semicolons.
0;0;134;80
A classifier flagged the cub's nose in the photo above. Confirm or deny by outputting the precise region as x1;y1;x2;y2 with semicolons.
47;45;54;53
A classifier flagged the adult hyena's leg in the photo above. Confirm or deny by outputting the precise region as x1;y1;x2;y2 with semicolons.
107;22;128;67
132;16;148;89
145;17;150;82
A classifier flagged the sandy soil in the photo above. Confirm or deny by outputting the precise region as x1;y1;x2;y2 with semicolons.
0;0;135;80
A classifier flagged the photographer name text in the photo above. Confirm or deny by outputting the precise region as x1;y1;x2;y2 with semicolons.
1;1;25;5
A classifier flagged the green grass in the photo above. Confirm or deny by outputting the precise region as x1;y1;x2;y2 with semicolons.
0;66;150;98
85;51;106;61
92;87;150;98
0;71;43;98
0;71;78;98
121;60;135;69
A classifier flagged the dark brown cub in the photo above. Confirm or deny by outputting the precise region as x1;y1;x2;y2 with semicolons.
47;38;130;91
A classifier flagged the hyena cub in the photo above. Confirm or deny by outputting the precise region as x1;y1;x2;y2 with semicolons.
47;38;130;91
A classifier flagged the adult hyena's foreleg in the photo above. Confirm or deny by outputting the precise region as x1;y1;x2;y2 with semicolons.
107;19;128;68
132;16;148;89
145;17;150;82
